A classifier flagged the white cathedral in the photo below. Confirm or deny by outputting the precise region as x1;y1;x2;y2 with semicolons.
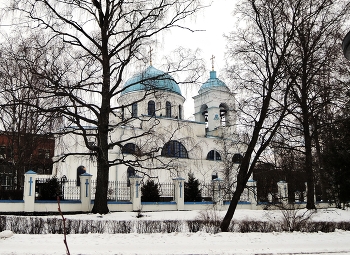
54;64;244;185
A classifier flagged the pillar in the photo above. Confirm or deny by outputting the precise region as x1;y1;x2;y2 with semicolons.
212;177;223;206
173;177;185;210
24;170;37;212
277;181;288;205
207;106;221;131
80;173;93;212
247;179;257;207
130;175;142;211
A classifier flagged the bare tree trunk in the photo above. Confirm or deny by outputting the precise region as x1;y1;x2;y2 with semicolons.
313;123;328;202
220;165;249;231
220;0;297;232
302;118;316;209
92;151;110;214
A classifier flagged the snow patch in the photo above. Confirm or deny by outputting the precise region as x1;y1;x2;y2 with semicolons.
0;230;13;239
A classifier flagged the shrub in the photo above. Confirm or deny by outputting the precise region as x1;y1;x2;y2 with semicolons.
0;189;23;200
280;208;315;232
37;177;62;200
162;220;182;233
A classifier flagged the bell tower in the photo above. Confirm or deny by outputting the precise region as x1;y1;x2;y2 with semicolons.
193;68;235;136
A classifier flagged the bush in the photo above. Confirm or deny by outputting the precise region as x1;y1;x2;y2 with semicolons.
1;214;349;234
36;177;62;200
0;189;23;200
141;179;160;202
237;220;276;233
162;220;182;233
280;208;315;232
0;216;6;232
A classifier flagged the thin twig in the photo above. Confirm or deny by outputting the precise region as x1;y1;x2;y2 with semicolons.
57;196;71;255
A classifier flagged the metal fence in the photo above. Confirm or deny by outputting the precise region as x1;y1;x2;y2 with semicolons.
0;186;24;200
61;180;80;200
91;180;131;201
200;182;214;201
10;177;253;203
221;183;252;202
157;182;174;199
36;177;80;200
200;182;253;203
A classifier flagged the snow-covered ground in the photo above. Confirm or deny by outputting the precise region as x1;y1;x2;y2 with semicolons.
1;208;350;255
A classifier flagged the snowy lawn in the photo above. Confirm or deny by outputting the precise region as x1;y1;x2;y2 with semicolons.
1;208;350;255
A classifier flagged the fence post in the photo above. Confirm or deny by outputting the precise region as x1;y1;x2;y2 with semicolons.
247;179;257;209
24;170;37;212
212;178;223;206
80;173;93;212
172;177;185;210
277;181;288;205
130;175;142;211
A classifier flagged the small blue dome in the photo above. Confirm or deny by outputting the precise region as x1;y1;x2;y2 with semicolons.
121;66;182;96
199;71;228;94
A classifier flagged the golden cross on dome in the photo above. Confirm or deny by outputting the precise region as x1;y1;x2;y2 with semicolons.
210;54;215;71
149;46;153;66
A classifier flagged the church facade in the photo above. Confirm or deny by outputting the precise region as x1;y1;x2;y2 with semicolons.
54;65;244;186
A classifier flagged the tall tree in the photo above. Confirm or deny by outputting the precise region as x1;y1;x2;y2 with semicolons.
0;34;61;189
322;112;350;208
285;0;350;209
220;0;350;231
6;0;205;213
220;0;298;231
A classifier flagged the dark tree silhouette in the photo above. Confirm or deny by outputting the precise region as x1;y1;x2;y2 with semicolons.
184;172;202;202
5;0;205;213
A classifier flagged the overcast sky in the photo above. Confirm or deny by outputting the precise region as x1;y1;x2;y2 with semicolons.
0;1;238;119
160;0;237;76
159;0;238;118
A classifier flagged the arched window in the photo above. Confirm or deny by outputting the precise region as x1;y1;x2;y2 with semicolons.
161;140;188;158
122;143;141;156
166;101;172;117
127;167;136;187
232;153;243;164
132;102;138;117
219;103;228;126
206;150;221;161
200;104;208;128
178;105;182;120
148;100;155;116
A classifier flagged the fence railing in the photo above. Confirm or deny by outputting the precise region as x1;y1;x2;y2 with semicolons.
91;180;131;201
200;183;214;200
62;180;80;200
0;186;24;200
157;182;174;200
221;183;254;202
10;177;253;203
35;178;80;200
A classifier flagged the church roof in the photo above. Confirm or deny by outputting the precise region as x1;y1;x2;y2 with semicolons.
199;70;229;94
121;66;182;96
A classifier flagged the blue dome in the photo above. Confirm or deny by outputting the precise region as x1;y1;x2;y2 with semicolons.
121;66;182;96
199;71;228;94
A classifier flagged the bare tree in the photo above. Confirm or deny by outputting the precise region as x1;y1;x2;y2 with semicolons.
220;0;299;232
0;34;61;190
220;0;350;231
284;0;350;209
5;0;205;213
